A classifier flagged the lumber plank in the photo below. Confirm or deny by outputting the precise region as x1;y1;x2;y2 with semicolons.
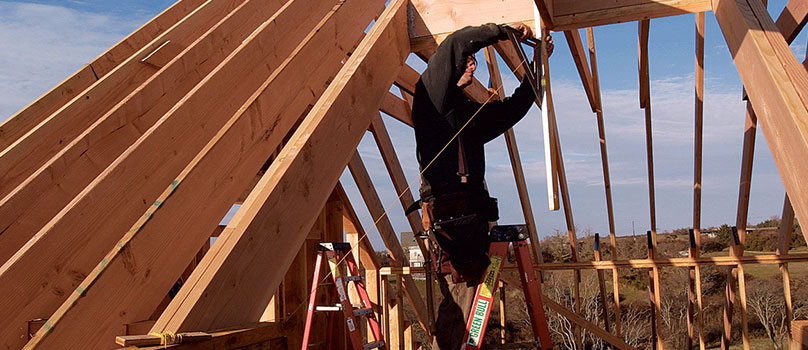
482;46;544;265
714;0;808;265
335;182;382;270
551;0;711;30
149;0;408;332
116;332;211;346
0;0;206;152
0;0;245;201
563;29;598;112
0;0;291;266
779;195;795;342
776;0;808;47
690;11;706;350
394;65;420;96
118;321;288;350
346;151;432;336
15;0;376;348
407;0;534;52
380;93;414;126
381;253;808;273
586;26;622;337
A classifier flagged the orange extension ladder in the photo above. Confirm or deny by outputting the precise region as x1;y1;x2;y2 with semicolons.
301;242;386;350
461;225;553;350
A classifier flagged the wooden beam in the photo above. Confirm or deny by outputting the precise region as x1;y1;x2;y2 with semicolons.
0;0;292;265
381;253;808;273
563;29;599;112
713;0;808;239
0;0;206;152
482;46;545;266
779;194;795;342
775;0;808;43
379;92;413;126
551;0;711;30
593;234;611;335
407;0;535;52
690;11;707;350
0;0;246;201
150;0;408;332
116;332;211;346
586;26;622;337
394;64;420;96
335;183;382;270
17;0;388;348
119;321;288;350
346;151;431;337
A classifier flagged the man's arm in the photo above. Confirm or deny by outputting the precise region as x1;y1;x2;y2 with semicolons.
468;75;536;143
420;24;508;114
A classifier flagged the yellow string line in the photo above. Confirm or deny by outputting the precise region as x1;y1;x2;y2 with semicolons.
289;54;533;326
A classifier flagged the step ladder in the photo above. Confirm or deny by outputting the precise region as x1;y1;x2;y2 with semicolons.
461;225;553;350
302;242;386;350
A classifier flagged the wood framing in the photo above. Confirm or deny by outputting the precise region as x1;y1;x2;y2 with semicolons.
713;0;808;243
0;0;292;265
150;0;408;332
0;0;206;152
346;151;431;335
550;0;711;30
8;1;381;348
0;0;245;201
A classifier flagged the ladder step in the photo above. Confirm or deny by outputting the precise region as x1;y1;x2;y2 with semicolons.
344;276;362;282
363;341;385;350
353;308;373;317
315;305;343;312
482;341;540;349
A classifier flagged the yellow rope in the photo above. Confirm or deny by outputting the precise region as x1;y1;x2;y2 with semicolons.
148;331;183;347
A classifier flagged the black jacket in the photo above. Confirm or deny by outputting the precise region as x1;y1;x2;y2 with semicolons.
413;24;537;200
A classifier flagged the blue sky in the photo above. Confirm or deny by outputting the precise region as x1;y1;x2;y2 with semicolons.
0;0;802;250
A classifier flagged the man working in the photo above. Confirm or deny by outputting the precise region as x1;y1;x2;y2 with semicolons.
411;23;552;349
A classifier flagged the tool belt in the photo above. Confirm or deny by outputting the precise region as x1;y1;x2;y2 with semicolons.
421;191;498;283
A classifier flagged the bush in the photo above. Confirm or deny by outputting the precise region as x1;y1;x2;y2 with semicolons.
701;239;726;254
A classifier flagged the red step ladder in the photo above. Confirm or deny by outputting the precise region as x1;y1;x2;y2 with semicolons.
302;242;385;350
461;225;553;350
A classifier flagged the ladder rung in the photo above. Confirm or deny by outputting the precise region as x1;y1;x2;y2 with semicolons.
483;341;540;350
344;276;362;282
353;308;373;317
315;305;343;312
363;341;385;350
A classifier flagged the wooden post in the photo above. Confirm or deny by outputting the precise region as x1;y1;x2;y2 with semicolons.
690;11;707;350
499;280;507;344
780;195;795;342
594;234;612;335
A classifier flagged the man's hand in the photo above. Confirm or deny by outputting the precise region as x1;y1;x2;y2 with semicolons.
510;22;533;41
544;34;554;57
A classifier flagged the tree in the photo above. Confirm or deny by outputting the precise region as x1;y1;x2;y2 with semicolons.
716;224;733;245
746;279;789;349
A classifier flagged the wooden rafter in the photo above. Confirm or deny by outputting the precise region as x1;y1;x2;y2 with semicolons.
19;0;380;348
0;0;292;265
690;11;707;350
346;151;432;335
0;0;207;152
586;26;623;337
551;0;711;30
150;0;408;332
0;0;250;201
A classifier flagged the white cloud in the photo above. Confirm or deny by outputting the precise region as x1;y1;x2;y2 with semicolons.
0;2;148;120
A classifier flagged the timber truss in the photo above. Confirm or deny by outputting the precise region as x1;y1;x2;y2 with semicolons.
0;0;807;349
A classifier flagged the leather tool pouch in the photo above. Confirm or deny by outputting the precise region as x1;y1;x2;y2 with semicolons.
421;192;498;283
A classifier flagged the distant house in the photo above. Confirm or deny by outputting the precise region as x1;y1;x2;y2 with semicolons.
400;232;425;268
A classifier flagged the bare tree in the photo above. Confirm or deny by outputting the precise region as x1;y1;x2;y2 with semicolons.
747;279;789;350
544;272;606;349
